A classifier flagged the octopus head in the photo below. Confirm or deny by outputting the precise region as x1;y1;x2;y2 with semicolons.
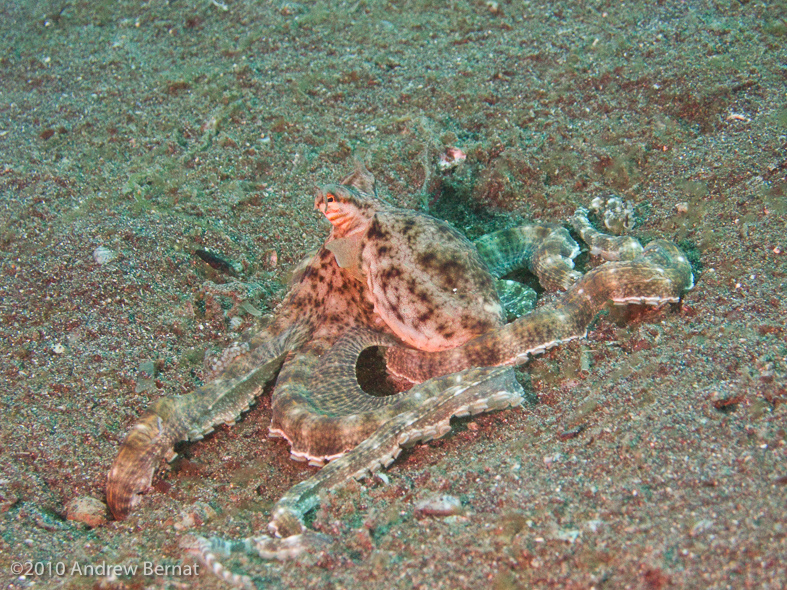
315;184;376;238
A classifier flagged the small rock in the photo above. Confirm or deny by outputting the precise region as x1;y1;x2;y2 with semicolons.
240;300;263;317
414;494;464;518
174;501;217;531
548;524;581;543
690;518;715;537
92;246;118;265
65;496;108;528
438;147;467;171
262;249;278;270
542;452;562;466
709;381;745;410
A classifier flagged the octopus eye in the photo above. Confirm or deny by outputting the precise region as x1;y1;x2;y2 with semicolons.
326;193;335;203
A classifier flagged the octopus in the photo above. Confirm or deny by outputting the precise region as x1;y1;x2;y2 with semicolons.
106;162;694;586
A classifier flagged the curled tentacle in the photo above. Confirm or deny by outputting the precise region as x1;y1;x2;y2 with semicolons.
182;532;332;589
474;223;581;291
106;328;303;520
268;365;523;537
569;207;643;261
184;364;523;587
106;398;187;520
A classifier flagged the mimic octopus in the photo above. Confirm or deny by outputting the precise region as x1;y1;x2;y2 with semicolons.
106;162;693;586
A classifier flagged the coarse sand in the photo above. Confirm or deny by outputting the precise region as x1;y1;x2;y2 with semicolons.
1;0;785;588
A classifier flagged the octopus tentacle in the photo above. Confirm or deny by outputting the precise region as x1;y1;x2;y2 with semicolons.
106;325;306;520
268;329;405;464
386;240;693;384
569;207;644;261
270;327;516;463
184;532;331;589
474;224;582;290
107;245;376;519
270;365;523;537
187;364;523;586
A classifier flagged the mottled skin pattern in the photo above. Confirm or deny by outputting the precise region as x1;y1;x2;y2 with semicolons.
106;163;694;588
107;163;514;516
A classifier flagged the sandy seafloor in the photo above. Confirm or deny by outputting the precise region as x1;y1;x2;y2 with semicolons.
1;0;786;588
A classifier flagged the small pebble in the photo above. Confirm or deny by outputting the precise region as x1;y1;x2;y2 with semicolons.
543;452;562;466
710;381;744;410
485;1;502;15
92;246;118;265
65;496;108;528
262;249;278;270
438;147;466;171
138;359;157;377
240;301;262;317
174;501;217;531
135;359;157;393
414;494;463;518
